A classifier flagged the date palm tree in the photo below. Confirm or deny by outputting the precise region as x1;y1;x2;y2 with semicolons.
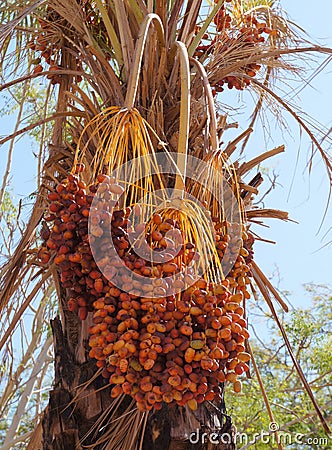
0;1;331;449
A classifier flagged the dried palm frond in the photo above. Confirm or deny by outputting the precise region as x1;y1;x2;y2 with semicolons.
79;395;145;450
0;0;45;52
248;74;332;178
0;198;44;313
237;145;285;176
247;341;283;450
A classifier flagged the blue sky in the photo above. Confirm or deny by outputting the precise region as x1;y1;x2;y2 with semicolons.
0;1;331;310
246;0;332;305
212;1;332;309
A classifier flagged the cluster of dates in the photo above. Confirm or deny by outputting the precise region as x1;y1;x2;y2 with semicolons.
29;8;83;83
39;165;253;411
194;1;278;92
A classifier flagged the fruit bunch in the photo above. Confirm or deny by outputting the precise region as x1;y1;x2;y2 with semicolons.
213;11;274;92
89;273;251;412
39;165;252;411
194;3;278;93
29;9;83;83
29;14;62;83
214;1;232;33
38;164;125;319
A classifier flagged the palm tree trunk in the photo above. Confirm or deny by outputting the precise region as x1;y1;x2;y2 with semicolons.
42;317;108;450
142;405;236;450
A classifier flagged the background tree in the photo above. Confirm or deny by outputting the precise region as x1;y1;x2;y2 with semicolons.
228;284;332;449
0;1;331;449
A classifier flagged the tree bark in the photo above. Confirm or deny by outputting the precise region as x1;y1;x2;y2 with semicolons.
42;317;236;450
143;403;236;450
42;316;112;450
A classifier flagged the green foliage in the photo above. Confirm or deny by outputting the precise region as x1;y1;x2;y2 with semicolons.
0;189;17;221
0;80;56;144
0;190;20;261
226;284;332;449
